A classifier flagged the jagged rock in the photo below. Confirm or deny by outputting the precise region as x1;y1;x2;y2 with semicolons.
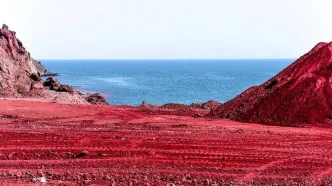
2;24;8;30
76;151;89;158
30;81;44;90
57;85;75;94
210;42;332;126
31;59;58;77
85;93;108;105
32;59;47;76
30;73;41;81
43;77;61;90
42;72;59;77
0;25;36;96
43;77;75;94
0;24;92;104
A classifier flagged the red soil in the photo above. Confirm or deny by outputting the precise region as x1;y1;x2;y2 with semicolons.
210;42;332;126
1;100;332;185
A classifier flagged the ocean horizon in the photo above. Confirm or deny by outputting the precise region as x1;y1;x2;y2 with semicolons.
41;59;294;105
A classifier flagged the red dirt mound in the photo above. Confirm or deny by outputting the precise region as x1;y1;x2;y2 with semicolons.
210;42;332;126
138;101;222;117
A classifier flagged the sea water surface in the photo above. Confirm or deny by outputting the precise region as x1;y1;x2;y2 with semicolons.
41;59;293;105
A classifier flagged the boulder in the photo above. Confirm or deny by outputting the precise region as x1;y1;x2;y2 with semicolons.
57;84;75;94
30;73;41;81
85;93;108;105
43;77;61;90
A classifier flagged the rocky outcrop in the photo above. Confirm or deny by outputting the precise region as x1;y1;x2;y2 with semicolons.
138;100;222;117
210;42;332;126
0;24;107;105
43;77;61;90
2;24;8;30
32;58;59;77
0;24;36;96
191;100;222;110
30;73;41;81
85;93;108;105
32;59;47;76
57;85;75;94
43;77;75;94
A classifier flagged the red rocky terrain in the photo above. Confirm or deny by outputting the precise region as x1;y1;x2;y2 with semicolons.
210;42;332;126
2;23;332;185
0;100;332;185
0;24;107;105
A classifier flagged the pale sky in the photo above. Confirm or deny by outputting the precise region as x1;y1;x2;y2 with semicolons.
1;0;332;59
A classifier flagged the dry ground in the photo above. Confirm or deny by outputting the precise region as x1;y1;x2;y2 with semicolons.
0;100;331;185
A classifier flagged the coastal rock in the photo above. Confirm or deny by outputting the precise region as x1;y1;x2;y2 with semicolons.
30;73;41;81
0;24;106;104
30;81;44;90
0;24;36;96
32;59;47;76
32;58;59;77
85;93;108;105
42;72;59;77
43;77;61;90
209;42;332;126
57;85;75;94
43;77;76;94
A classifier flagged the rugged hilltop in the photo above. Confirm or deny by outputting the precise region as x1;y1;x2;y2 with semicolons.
0;24;37;96
0;24;107;105
210;42;332;126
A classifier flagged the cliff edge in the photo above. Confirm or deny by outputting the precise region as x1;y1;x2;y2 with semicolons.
0;24;107;105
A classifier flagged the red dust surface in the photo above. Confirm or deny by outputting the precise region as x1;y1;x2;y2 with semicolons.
0;100;332;185
210;42;332;126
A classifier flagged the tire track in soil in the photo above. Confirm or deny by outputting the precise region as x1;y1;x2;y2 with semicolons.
0;100;332;185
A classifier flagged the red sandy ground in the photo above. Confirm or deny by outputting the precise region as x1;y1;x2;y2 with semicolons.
0;100;332;185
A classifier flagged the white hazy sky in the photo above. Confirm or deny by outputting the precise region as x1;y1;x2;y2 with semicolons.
1;0;332;59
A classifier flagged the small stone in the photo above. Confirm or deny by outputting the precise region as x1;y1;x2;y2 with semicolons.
39;177;47;184
76;150;89;158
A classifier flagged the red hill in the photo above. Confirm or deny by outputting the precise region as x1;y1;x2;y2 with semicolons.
210;42;332;126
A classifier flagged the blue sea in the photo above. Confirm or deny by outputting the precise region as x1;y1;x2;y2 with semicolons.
41;59;293;105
